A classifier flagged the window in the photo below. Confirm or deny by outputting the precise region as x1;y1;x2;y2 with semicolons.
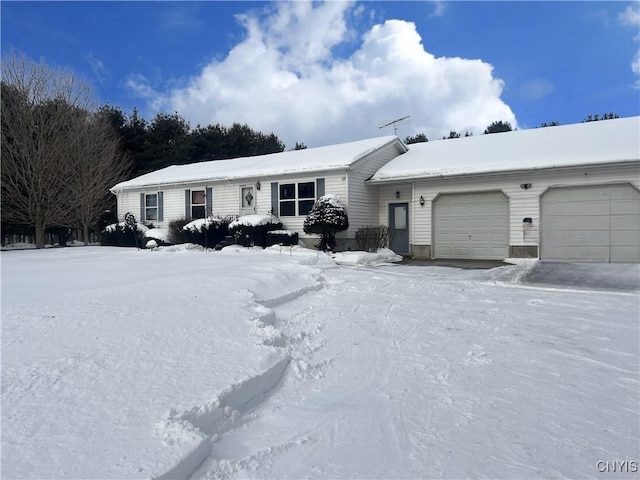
241;186;254;209
279;181;316;216
298;182;315;215
145;194;158;221
280;184;296;216
191;190;206;219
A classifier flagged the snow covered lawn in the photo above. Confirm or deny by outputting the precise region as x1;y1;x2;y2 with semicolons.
2;247;638;479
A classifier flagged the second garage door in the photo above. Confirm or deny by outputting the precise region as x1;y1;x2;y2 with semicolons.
433;191;509;260
541;184;640;263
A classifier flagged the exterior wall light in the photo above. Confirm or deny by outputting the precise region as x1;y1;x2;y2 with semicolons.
419;195;425;206
395;191;400;199
256;181;261;191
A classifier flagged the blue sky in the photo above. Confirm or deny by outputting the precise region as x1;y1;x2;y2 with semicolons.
2;1;639;148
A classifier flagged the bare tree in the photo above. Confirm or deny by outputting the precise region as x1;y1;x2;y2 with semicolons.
63;114;131;244
1;53;127;247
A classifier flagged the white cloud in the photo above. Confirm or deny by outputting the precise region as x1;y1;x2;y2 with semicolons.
619;3;640;88
430;1;448;18
619;4;640;26
85;52;107;85
133;1;516;147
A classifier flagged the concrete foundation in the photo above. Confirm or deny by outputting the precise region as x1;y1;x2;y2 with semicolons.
410;245;432;259
509;245;539;258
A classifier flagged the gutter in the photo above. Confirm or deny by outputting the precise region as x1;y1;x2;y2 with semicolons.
366;159;640;185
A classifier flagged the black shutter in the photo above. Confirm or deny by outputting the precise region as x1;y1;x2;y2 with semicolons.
140;193;145;222
316;178;325;198
271;182;279;216
185;189;191;219
158;192;164;222
206;187;213;217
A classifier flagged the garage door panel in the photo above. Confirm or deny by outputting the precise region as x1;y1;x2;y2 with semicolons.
546;201;610;216
611;246;640;263
610;230;640;245
542;184;640;263
611;200;640;215
610;218;640;231
544;216;610;230
434;192;508;260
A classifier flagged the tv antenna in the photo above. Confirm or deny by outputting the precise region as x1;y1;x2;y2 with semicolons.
378;116;410;135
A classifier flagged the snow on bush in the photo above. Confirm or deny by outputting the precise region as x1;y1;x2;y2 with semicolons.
183;217;227;233
144;228;170;242
303;195;349;252
145;239;158;249
101;221;148;247
229;214;283;248
103;222;148;233
182;216;234;248
229;214;281;229
266;230;299;247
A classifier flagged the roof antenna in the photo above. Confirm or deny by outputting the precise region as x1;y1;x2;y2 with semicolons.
378;116;410;136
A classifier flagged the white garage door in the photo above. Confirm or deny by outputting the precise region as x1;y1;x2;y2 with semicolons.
433;191;509;260
541;184;640;263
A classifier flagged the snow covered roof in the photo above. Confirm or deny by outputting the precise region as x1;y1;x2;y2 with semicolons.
111;135;403;191
369;116;640;183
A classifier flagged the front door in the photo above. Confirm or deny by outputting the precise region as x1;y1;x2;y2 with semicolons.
240;185;256;215
389;203;409;254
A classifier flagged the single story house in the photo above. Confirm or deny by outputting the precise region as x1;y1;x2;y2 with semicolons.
368;116;640;263
110;116;639;262
110;135;408;249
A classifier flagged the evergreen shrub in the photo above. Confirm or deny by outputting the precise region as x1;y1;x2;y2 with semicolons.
183;215;235;248
266;230;299;247
303;195;349;251
229;214;283;248
101;221;148;247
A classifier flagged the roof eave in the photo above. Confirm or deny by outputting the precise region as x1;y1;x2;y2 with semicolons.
366;159;640;184
110;165;351;192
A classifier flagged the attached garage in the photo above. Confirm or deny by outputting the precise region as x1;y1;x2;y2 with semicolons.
541;184;640;263
433;191;509;260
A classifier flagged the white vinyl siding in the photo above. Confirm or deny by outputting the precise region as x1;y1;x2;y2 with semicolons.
347;141;408;238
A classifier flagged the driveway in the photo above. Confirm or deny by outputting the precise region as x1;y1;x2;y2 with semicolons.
520;261;640;292
400;257;509;270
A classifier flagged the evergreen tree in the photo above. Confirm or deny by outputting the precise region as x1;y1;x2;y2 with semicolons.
443;131;461;140
404;133;428;144
303;195;349;252
584;113;620;122
484;121;513;134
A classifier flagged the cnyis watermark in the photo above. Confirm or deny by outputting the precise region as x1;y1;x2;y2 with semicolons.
596;460;638;474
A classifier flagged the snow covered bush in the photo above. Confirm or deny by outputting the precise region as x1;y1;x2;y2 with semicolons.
101;217;148;247
228;214;283;248
182;215;235;248
355;225;390;252
303;195;349;251
143;228;171;247
266;230;299;247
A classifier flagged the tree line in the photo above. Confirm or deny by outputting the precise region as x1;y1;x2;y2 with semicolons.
1;54;289;248
98;106;287;177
